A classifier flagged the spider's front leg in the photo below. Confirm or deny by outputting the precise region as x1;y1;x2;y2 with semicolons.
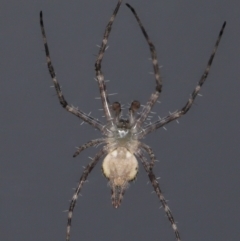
40;11;104;132
95;0;123;126
141;21;226;137
126;3;162;129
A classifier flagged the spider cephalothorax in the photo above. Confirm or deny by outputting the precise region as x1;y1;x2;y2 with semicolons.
40;1;226;241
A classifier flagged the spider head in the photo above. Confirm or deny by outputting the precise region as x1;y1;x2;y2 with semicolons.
110;100;141;132
102;147;138;208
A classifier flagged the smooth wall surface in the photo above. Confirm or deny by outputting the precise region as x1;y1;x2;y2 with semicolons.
1;1;239;241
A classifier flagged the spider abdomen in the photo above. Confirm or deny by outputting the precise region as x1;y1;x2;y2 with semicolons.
102;147;138;207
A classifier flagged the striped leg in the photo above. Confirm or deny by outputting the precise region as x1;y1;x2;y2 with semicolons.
141;21;226;138
40;12;104;132
126;4;162;129
137;151;181;241
67;148;106;241
139;142;156;169
73;138;106;158
95;0;123;125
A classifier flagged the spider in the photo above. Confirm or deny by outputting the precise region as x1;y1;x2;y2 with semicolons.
40;1;226;241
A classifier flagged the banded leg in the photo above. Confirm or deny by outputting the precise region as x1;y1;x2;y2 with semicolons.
139;142;156;169
141;21;226;138
95;0;123;125
136;151;181;241
40;12;104;132
73;138;106;157
126;4;162;129
67;148;106;241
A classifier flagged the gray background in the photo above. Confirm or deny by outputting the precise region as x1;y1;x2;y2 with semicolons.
1;0;240;241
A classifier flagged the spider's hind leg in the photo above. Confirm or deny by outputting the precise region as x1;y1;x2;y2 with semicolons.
139;142;156;169
67;148;106;241
137;151;181;241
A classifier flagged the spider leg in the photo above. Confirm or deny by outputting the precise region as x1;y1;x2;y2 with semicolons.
73;138;106;157
67;148;106;241
141;21;226;138
139;142;156;169
136;151;181;241
126;4;162;129
95;0;123;126
40;12;104;132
